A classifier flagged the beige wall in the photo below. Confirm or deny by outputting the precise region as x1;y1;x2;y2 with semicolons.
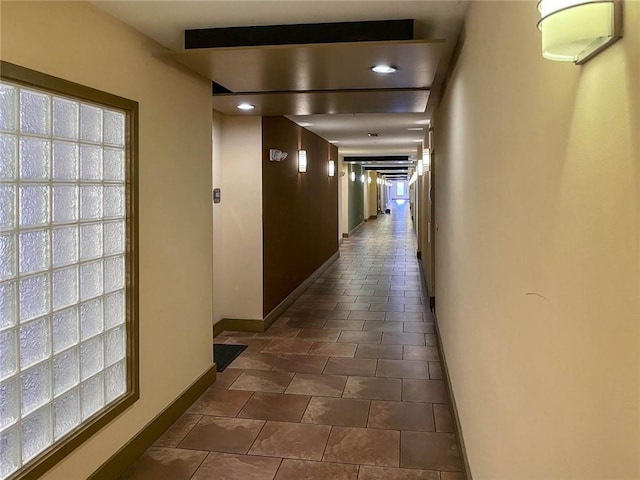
367;172;378;218
212;114;263;322
1;2;214;478
434;2;639;479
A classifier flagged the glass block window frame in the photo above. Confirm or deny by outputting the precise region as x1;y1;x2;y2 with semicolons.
0;61;138;480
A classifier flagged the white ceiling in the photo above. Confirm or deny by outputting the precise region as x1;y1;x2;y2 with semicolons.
92;0;468;163
287;113;430;158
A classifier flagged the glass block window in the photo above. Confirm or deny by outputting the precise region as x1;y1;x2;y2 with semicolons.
0;67;137;480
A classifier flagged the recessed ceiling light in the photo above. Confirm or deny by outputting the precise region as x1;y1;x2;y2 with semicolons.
237;103;255;110
368;133;380;137
371;65;397;74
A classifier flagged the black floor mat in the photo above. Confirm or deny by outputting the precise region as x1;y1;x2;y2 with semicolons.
213;344;247;372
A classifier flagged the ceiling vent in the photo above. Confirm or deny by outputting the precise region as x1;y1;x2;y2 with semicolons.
367;133;380;137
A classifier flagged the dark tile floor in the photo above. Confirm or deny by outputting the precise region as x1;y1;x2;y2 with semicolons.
122;200;463;480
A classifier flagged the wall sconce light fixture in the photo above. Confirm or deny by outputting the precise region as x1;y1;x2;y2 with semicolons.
298;150;307;173
367;176;372;184
424;150;431;171
417;159;424;177
328;160;335;177
350;171;356;182
360;174;365;183
537;0;622;64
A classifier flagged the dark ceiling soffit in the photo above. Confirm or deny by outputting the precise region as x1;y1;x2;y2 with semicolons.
211;86;429;96
344;156;409;162
213;82;233;94
186;19;414;49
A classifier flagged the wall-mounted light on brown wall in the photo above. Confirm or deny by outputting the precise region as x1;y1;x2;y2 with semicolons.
298;150;308;172
328;160;335;176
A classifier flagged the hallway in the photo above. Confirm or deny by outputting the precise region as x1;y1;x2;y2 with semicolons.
123;201;462;480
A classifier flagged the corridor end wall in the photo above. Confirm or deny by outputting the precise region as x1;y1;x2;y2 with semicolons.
434;2;639;479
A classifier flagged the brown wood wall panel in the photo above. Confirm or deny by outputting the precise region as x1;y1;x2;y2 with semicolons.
262;116;339;316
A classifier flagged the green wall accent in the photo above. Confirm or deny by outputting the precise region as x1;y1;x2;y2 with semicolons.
348;164;364;232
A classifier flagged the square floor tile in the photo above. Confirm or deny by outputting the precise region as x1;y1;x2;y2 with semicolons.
402;379;449;403
335;302;373;311
440;473;465;480
434;403;454;432
187;389;252;416
403;346;440;361
308;342;357;357
268;354;328;373
262;339;313;355
429;362;443;379
363;321;404;333
347;311;386;321
238;392;310;422
285;318;327;329
122;447;207;480
230;352;277;371
402;322;434;334
249;421;331;461
212;368;243;390
323;426;399;467
274;459;358;480
357;465;440;480
191;452;281;480
154;414;202;447
343;376;401;401
369;304;405;312
229;370;294;393
355;344;403;360
323;357;377;376
385;312;424;321
324;320;365;331
405;305;431;314
295;328;340;342
285;373;347;397
368;400;434;431
178;416;264;454
400;431;461;471
354;296;389;304
425;334;438;346
338;331;382;344
259;327;301;339
301;396;370;427
381;333;426;346
376;360;430;379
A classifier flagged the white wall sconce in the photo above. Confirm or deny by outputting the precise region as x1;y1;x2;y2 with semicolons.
298;150;307;173
360;174;365;183
350;171;356;182
416;159;424;177
537;0;623;64
367;176;372;184
424;150;431;172
328;160;335;177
